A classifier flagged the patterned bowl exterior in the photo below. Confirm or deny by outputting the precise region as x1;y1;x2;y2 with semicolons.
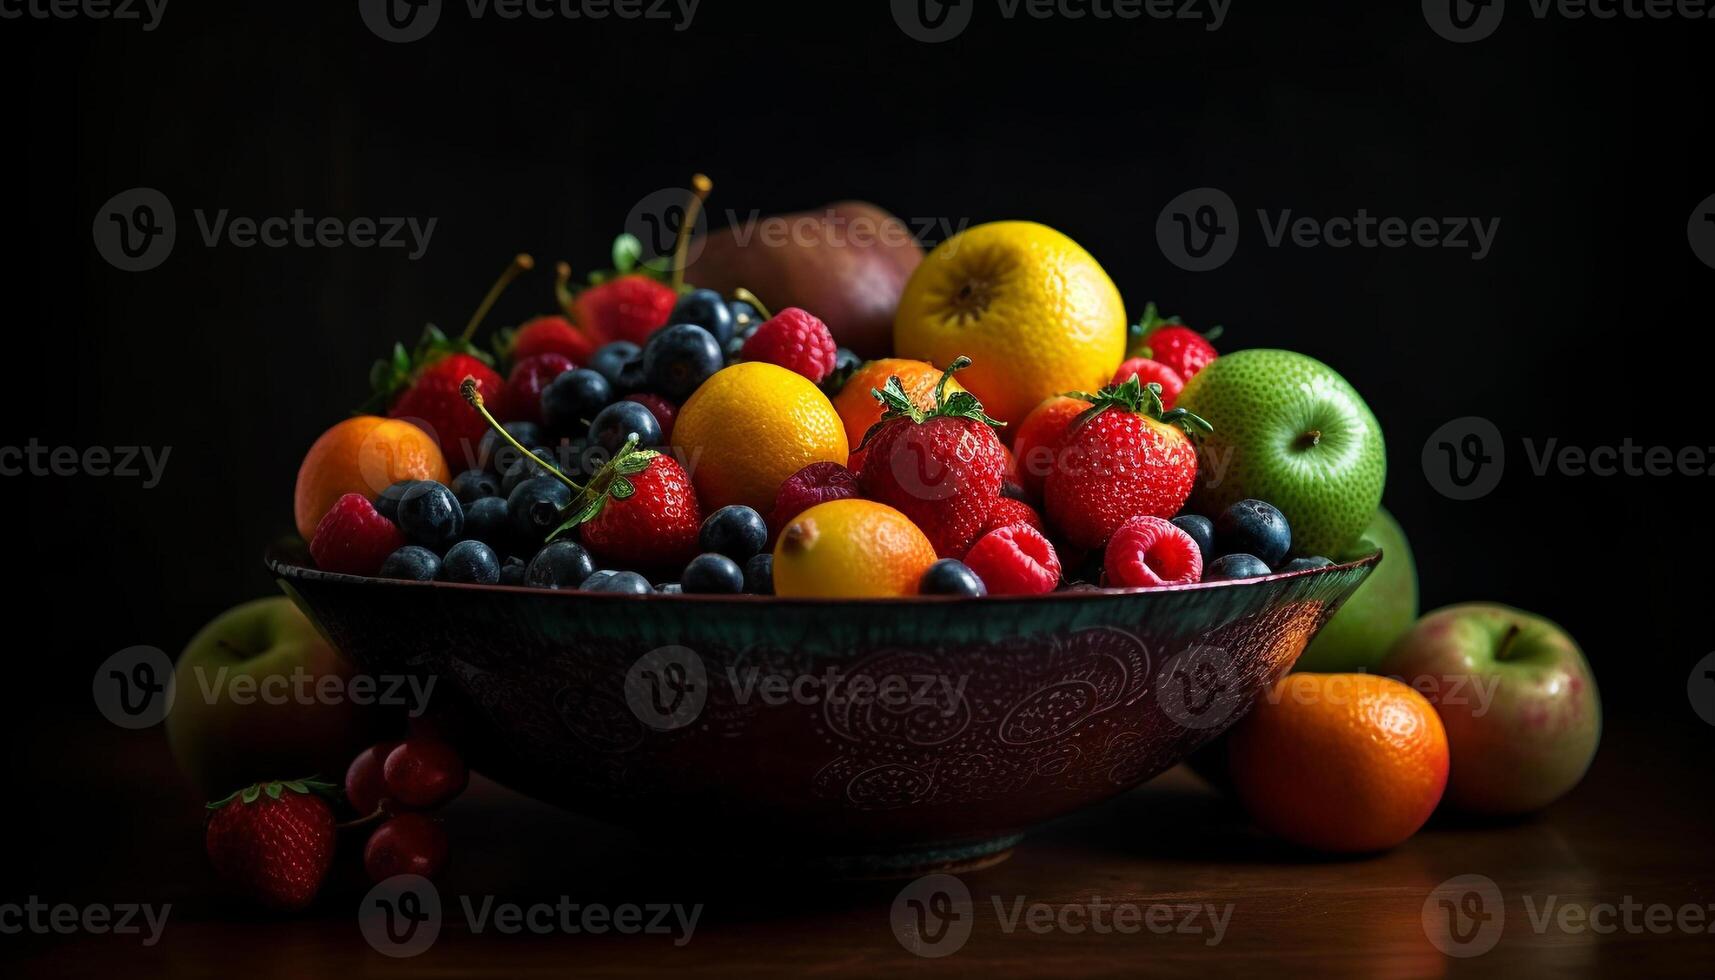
271;548;1378;870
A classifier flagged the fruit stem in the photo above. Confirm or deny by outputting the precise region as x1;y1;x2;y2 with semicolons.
670;174;713;291
335;804;392;832
461;253;535;343
733;287;771;320
1298;429;1322;449
1495;623;1523;662
554;261;578;320
459;377;583;494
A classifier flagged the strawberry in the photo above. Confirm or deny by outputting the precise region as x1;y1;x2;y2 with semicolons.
856;357;1008;558
740;307;838;383
1011;395;1091;502
1127;302;1220;380
554;439;702;574
204;779;337;910
981;496;1043;537
1111;356;1185;408
576;274;676;346
1043;376;1211;550
506;315;597;366
310;493;405;576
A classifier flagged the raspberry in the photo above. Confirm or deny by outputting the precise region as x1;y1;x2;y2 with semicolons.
309;493;405;576
981;497;1043;537
1111;357;1185;409
964;523;1062;595
1103;515;1203;588
768;461;859;536
740;308;838;383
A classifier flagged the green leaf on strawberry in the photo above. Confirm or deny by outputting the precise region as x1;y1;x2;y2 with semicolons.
1066;375;1214;440
207;778;338;811
860;355;1003;449
1126;301;1222;359
548;436;659;540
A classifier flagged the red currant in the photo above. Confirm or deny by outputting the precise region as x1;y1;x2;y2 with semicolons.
344;741;399;816
382;737;468;810
364;813;449;882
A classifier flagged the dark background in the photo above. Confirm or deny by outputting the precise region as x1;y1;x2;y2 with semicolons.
3;2;1708;723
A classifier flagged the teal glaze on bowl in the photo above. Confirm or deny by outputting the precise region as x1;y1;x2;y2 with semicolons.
270;546;1379;877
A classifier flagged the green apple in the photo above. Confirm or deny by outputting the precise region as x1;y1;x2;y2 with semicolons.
1175;349;1385;558
1296;507;1418;672
1381;603;1600;815
167;596;389;797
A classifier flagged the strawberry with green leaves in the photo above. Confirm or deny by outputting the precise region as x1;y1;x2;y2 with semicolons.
856;356;1008;558
565;234;679;347
1127;302;1220;381
204;779;337;910
553;437;701;574
1044;376;1212;550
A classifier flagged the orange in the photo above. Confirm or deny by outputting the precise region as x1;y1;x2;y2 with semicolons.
672;362;848;513
773;499;937;598
1228;673;1448;853
831;358;965;450
1010;395;1091;500
293;415;450;541
893;221;1126;426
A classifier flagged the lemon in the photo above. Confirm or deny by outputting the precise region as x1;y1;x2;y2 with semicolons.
773;499;938;598
893;221;1127;425
672;362;848;513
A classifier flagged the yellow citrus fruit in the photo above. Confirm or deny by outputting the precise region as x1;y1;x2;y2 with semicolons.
293;415;449;541
893;221;1126;426
773;499;938;598
831;358;966;449
672;362;848;513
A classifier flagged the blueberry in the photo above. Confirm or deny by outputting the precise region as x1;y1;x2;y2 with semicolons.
499;556;527;586
743;553;773;595
581;569;652;594
397;482;463;550
479;422;543;473
1280;555;1333;573
508;476;573;548
462;495;510;547
524;541;597;590
541;368;612;436
669;288;736;345
1171;514;1217;566
728;299;762;335
1214;499;1292;567
501;446;556;497
920;559;988;596
613;353;649;396
588;400;664;455
1205;553;1272;581
820;347;862;396
378;545;440;581
681;553;744;593
440;540;501;584
699;505;768;562
376;481;422;523
641;323;723;401
587;342;641;388
449;469;501;506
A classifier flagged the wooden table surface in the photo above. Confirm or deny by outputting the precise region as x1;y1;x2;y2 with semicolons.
8;711;1711;978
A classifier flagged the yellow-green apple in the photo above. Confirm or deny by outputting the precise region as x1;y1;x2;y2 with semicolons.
167;596;391;797
686;201;923;358
1382;603;1600;815
1296;507;1418;672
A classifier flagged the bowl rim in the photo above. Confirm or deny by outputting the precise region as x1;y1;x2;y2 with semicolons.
267;546;1382;606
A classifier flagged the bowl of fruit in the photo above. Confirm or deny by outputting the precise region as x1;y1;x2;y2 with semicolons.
275;191;1395;874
